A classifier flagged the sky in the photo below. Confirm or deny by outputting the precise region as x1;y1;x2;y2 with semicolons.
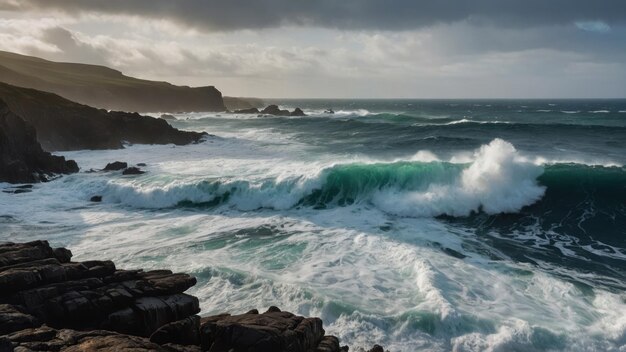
0;0;625;98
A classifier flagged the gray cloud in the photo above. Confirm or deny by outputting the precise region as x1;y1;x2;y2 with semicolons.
7;0;626;31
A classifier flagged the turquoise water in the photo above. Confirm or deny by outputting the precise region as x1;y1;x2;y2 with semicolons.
1;99;625;351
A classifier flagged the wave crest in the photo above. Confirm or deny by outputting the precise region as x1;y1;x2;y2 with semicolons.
99;139;547;217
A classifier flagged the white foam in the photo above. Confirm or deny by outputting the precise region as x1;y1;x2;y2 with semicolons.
373;139;545;217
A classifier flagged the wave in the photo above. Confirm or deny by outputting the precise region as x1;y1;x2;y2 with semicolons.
590;110;610;113
95;139;625;224
98;139;543;216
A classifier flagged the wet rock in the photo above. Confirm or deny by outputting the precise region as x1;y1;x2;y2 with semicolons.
291;107;306;116
0;304;40;335
261;105;291;116
103;161;127;171
150;315;200;345
122;167;145;175
4;326;198;352
90;195;102;202
368;345;386;352
0;99;79;183
0;241;358;352
200;309;326;352
137;163;147;167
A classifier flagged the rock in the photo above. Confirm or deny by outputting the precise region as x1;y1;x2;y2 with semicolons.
90;196;102;202
368;345;385;352
261;105;291;116
233;108;260;114
0;241;198;339
200;310;326;352
160;114;177;120
316;336;341;352
0;241;359;352
137;163;147;167
150;315;200;345
4;326;198;352
0;82;208;151
291;108;306;116
103;161;128;171
0;304;40;335
0;98;79;183
122;167;145;175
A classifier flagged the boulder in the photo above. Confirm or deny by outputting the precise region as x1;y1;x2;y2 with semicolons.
200;309;328;352
90;196;102;202
261;105;291;116
103;161;128;171
290;108;306;116
150;315;201;345
122;167;145;175
0;99;79;183
3;326;199;352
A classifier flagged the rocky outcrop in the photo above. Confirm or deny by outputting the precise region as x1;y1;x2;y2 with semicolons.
261;105;291;116
0;82;207;151
0;99;78;183
0;50;226;113
240;105;307;117
291;108;306;117
0;241;368;352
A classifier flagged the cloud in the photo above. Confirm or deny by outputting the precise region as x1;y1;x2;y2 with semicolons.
6;0;626;31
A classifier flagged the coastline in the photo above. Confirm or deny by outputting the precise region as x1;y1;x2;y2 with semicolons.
0;240;383;352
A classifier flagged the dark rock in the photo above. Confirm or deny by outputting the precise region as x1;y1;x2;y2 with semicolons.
0;304;40;335
0;82;208;151
290;108;306;116
200;310;325;352
160;114;177;120
4;326;197;352
122;167;145;175
137;163;147;167
0;241;355;352
90;196;102;202
233;108;260;114
368;345;385;352
150;315;200;345
316;336;341;352
103;161;127;171
0;98;79;183
261;105;291;116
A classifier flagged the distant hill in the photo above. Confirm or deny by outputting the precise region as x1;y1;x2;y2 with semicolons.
0;51;227;113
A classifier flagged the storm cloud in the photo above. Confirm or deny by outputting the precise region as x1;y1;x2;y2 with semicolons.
4;0;626;31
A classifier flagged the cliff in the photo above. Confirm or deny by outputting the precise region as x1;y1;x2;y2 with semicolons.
0;82;207;151
0;99;78;183
0;51;226;113
0;241;386;352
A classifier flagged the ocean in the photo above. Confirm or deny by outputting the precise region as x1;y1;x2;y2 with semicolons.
1;99;625;351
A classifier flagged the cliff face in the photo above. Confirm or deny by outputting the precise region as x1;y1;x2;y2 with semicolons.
0;82;207;151
0;99;78;183
0;50;226;113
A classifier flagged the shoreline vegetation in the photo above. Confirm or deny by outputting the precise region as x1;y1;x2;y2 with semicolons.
0;240;385;352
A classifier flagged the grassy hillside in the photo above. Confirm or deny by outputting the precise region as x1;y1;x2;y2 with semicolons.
0;51;226;112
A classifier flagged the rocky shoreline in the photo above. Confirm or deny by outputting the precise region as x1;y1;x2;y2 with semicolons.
0;241;385;352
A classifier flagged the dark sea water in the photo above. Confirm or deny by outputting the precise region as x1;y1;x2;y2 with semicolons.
1;99;625;351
